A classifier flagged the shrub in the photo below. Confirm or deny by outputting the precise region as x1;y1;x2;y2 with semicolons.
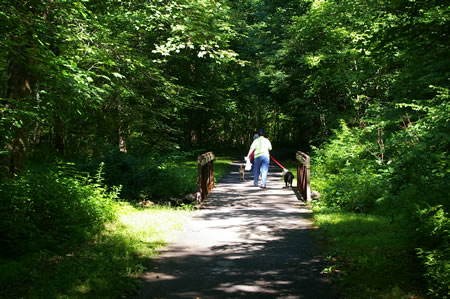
311;89;449;296
81;150;158;201
415;205;450;298
311;121;386;212
0;163;118;256
82;150;199;202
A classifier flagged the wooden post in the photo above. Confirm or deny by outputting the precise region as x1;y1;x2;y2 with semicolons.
296;151;311;203
197;152;215;201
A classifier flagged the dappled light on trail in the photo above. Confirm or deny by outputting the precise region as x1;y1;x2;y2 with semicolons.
136;162;335;298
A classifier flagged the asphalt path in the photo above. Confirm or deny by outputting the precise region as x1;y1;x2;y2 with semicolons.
135;161;336;298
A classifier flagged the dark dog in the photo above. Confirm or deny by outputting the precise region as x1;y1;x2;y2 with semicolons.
283;169;294;187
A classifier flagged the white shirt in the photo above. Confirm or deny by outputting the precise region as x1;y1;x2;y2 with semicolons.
250;137;272;158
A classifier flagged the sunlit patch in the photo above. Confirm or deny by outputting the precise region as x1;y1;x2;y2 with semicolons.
142;272;178;281
215;283;278;294
305;54;325;68
74;283;91;294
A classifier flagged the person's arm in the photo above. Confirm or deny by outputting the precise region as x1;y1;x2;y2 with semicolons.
247;140;256;157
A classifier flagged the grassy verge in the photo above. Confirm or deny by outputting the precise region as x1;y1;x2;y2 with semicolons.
141;155;233;202
278;157;428;297
0;155;233;298
214;156;233;183
0;203;191;298
173;156;232;185
313;207;425;298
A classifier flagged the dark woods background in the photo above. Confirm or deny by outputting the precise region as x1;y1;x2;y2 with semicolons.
0;0;448;296
0;0;319;170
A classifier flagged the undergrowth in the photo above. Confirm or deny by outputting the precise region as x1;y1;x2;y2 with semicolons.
314;207;425;298
80;151;232;202
0;162;118;257
0;203;190;298
0;152;231;297
310;91;449;298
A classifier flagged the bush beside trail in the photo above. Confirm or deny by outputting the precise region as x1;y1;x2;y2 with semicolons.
311;93;449;297
80;150;213;203
0;163;118;257
0;152;232;297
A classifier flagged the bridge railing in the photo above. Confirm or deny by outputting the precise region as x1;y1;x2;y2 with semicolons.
296;151;311;203
197;152;215;201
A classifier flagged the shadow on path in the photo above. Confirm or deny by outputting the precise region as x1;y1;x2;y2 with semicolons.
136;161;336;298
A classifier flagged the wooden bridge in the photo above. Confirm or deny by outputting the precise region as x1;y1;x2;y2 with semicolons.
135;150;335;298
197;150;311;203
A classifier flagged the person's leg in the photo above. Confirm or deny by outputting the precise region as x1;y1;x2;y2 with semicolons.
252;160;257;183
253;156;262;186
260;155;270;187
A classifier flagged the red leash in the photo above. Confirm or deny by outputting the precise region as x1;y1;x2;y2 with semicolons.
270;155;287;170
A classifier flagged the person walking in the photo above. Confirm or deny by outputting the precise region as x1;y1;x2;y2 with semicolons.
249;133;259;163
248;133;259;180
247;129;272;188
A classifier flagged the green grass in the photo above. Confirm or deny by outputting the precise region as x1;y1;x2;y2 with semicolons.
278;157;430;297
0;155;233;298
176;155;232;184
0;203;191;298
214;156;233;183
276;158;299;187
149;155;233;199
313;207;425;298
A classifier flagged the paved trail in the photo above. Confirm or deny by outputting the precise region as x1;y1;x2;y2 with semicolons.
136;162;336;298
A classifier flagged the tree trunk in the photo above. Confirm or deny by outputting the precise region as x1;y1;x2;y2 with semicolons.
54;117;65;153
3;52;34;176
1;1;55;177
118;99;127;153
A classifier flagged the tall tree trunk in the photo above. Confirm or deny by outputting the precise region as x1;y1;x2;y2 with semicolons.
118;99;127;153
54;117;65;153
0;0;55;177
3;51;34;176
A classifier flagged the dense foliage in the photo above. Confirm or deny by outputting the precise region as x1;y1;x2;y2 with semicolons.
291;1;450;296
312;100;449;295
0;163;118;256
0;0;244;176
0;0;448;296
